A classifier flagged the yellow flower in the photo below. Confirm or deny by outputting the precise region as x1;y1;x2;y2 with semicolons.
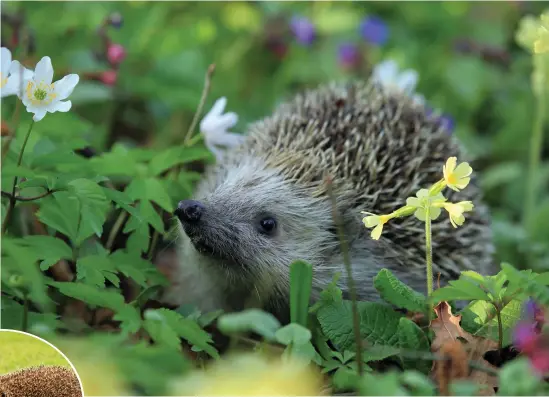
534;12;549;54
362;213;392;240
516;15;542;53
440;201;474;228
443;157;472;192
405;189;446;222
170;353;324;396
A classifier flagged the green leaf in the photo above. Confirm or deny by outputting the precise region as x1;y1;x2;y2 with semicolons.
102;187;141;219
374;269;428;313
18;235;73;271
76;255;120;288
124;200;165;234
290;260;313;327
143;311;182;351
1;296;61;331
460;298;523;347
51;281;126;311
113;305;143;337
399;371;436;396
397;317;430;372
429;275;492;304
148;146;212;176
126;224;151;254
68;178;110;241
502;263;549;306
362;345;401;363
2;238;53;311
217;309;281;341
144;309;219;358
126;177;174;212
36;192;80;242
275;323;312;345
110;250;152;287
497;358;544;396
310;272;343;313
317;300;403;352
357;372;408;396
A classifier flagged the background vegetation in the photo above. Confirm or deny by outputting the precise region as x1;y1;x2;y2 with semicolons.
1;1;548;396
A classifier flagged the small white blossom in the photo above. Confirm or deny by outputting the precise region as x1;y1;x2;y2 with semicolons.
1;47;33;98
372;59;425;105
20;56;79;122
200;97;245;161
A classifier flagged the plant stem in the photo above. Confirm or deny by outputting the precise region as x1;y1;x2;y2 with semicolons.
326;175;364;376
182;64;216;146
2;121;35;235
1;189;58;202
147;229;160;261
494;303;503;351
425;208;433;296
22;293;29;332
524;82;546;232
106;210;129;251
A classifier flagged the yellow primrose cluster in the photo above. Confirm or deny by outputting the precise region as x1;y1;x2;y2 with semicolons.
516;10;549;55
362;157;474;240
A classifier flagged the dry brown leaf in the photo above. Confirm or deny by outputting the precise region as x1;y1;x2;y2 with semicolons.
430;301;499;396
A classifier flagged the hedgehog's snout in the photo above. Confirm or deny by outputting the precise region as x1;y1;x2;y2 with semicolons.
175;199;205;224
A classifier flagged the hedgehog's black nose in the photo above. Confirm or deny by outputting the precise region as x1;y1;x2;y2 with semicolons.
175;200;204;223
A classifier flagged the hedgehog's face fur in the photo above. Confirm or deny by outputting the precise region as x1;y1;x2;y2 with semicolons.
175;156;339;289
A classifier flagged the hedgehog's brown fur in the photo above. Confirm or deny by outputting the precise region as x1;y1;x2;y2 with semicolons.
0;365;82;397
166;80;495;323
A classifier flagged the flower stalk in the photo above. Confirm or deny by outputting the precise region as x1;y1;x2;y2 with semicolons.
2;120;35;234
425;205;434;296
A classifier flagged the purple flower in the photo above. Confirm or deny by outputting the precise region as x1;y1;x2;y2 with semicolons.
338;43;360;69
359;16;389;46
290;16;316;46
513;322;539;353
439;114;455;133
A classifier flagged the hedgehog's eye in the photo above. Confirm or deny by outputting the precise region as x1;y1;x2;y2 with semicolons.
259;217;277;235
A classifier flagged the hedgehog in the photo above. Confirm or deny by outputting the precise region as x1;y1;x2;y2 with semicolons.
163;80;495;324
0;365;82;397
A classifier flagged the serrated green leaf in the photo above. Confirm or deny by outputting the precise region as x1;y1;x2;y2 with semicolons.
36;192;80;242
102;187;141;219
124;200;165;234
114;305;143;337
217;309;281;341
126;224;150;254
144;309;219;358
1;296;62;331
317;300;403;352
51;281;126;311
110;250;154;287
18;235;73;271
502;263;549;306
430;276;491;304
126;177;174;212
460;298;523;346
374;269;428;313
148;146;211;176
76;255;120;288
290;260;313;327
143;312;182;351
397;317;430;372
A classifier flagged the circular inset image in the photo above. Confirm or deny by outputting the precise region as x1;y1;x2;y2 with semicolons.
0;329;84;397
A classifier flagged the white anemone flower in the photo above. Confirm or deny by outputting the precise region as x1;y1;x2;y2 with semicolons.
200;97;245;161
1;47;33;98
20;56;79;122
372;59;425;105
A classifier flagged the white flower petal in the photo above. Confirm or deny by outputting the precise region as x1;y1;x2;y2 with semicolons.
53;74;79;100
209;97;227;118
214;112;238;130
31;108;47;122
2;76;25;97
51;100;72;113
396;70;418;93
373;60;398;85
210;132;246;148
1;47;12;75
34;56;54;84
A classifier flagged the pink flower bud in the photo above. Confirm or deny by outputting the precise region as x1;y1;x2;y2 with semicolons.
513;322;539;353
530;349;549;375
107;43;126;65
100;70;117;86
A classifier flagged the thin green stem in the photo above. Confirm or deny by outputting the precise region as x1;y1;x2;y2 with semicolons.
106;210;129;251
494;302;503;351
1;189;58;202
22;293;29;332
147;230;160;261
326;176;364;376
524;72;546;232
425;208;433;296
2;121;35;235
